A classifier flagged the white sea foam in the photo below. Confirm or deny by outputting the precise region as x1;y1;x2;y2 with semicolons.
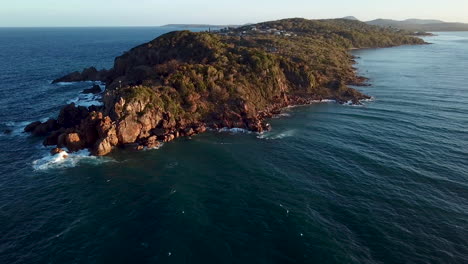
315;99;336;103
257;129;296;140
54;80;103;86
217;127;252;133
285;99;337;109
361;97;375;102
272;113;291;119
32;149;112;171
56;81;105;107
142;143;164;151
343;97;375;107
66;92;103;107
55;82;75;86
1;121;33;136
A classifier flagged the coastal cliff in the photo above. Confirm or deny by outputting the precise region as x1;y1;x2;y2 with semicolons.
25;18;425;156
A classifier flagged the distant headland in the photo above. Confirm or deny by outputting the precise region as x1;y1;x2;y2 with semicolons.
25;18;426;156
341;16;468;32
161;24;240;29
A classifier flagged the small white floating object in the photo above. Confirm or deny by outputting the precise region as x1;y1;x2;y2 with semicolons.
300;233;304;237
168;252;172;256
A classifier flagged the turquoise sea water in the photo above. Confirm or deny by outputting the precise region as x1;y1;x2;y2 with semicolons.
0;30;467;263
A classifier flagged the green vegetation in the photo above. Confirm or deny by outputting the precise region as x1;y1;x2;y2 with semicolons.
108;18;425;124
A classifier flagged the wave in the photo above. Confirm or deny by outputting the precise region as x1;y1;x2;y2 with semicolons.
257;129;296;140
272;113;291;119
342;97;375;107
32;149;113;171
55;81;104;107
1;120;37;137
53;80;105;86
217;127;252;134
66;91;103;107
142;143;164;151
285;99;337;109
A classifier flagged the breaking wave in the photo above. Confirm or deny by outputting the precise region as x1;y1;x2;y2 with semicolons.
257;129;296;140
217;127;252;134
66;93;103;107
32;149;113;171
0;120;43;137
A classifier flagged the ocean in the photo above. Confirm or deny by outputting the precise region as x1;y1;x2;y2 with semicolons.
0;28;467;263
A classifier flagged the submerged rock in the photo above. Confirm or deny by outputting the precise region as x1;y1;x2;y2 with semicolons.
2;129;13;135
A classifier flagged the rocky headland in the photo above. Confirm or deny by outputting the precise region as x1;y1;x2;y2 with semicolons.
25;18;425;156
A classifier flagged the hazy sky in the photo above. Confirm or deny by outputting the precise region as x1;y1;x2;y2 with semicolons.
1;0;467;27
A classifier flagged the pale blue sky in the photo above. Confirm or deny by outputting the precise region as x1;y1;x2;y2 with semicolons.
1;0;467;27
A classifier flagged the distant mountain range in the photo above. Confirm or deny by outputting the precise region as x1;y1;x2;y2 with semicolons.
342;17;468;32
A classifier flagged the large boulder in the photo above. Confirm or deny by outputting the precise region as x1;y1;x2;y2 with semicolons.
57;103;89;128
92;116;119;156
143;135;161;149
29;119;59;136
64;133;85;152
117;116;142;144
43;129;65;146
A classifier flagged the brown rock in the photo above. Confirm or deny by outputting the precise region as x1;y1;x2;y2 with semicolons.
77;112;101;146
50;148;63;155
162;134;175;142
64;133;84;152
184;128;195;137
194;125;206;133
145;136;161;149
57;103;89;128
97;116;113;137
151;128;166;137
57;133;67;148
117;116;142;144
32;119;59;136
43;129;65;146
136;145;145;151
93;122;119;156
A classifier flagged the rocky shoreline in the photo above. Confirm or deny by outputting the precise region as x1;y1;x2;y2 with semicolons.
25;88;369;156
24;18;424;156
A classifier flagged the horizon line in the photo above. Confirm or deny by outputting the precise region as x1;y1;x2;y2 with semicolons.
1;17;466;28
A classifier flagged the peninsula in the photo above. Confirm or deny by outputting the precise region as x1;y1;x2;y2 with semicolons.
25;18;425;156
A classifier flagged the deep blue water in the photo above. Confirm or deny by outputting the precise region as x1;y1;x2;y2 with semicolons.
0;29;467;263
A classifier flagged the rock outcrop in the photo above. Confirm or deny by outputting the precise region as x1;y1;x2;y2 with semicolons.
52;67;108;84
26;18;425;156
